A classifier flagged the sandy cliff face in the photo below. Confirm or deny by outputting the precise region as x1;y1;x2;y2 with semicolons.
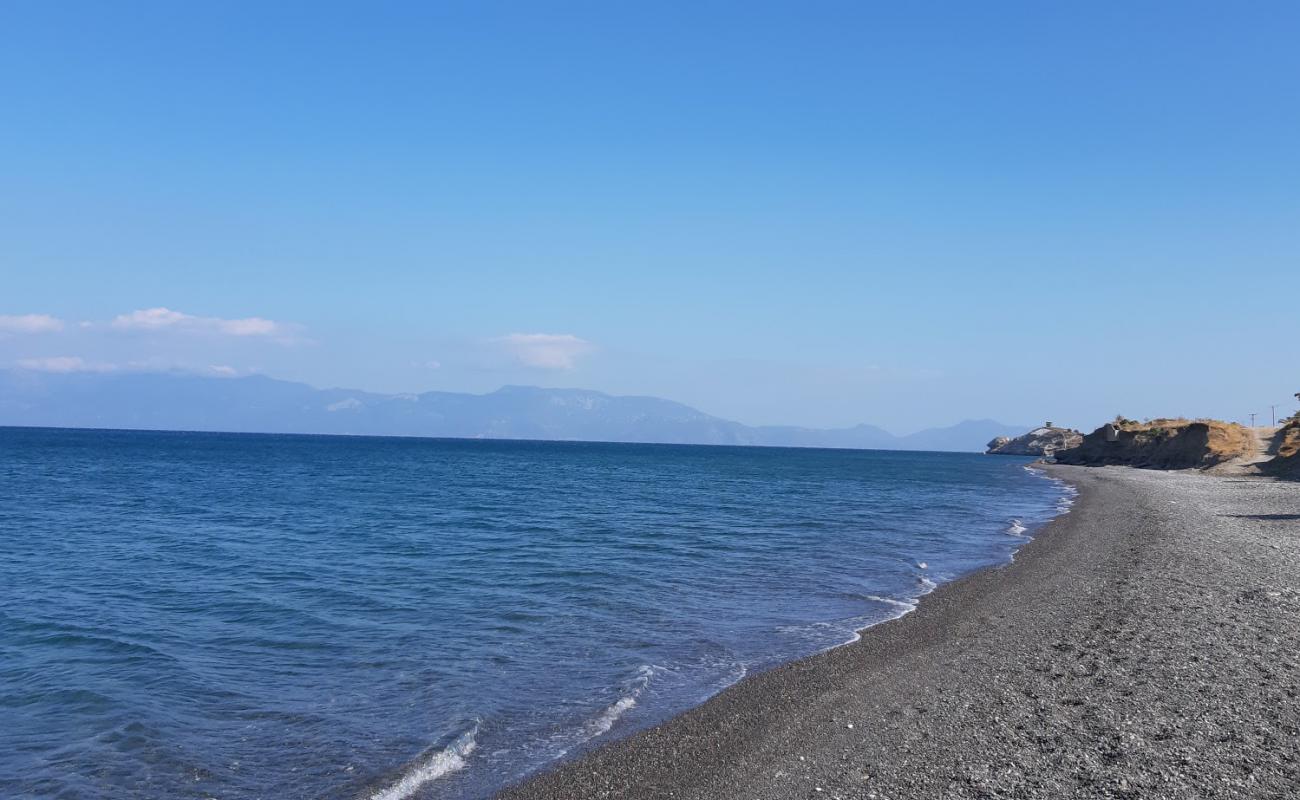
986;427;1083;456
1263;419;1300;477
1055;419;1252;470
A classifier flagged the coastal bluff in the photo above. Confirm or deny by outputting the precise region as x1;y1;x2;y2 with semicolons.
986;426;1082;456
1262;417;1300;477
1054;418;1252;470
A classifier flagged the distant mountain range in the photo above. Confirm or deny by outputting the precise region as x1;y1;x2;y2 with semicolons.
0;370;1031;452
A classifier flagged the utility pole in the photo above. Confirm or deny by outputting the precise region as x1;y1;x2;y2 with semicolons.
1249;412;1257;429
1271;405;1277;426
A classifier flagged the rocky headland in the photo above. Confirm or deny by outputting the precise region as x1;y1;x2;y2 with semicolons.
986;425;1082;456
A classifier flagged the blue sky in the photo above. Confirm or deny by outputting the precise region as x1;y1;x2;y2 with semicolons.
2;2;1298;432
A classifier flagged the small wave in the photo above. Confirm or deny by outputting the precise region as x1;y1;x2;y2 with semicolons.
536;665;660;762
1025;465;1079;515
776;619;864;652
585;695;637;737
1006;519;1028;536
367;725;478;800
862;594;918;612
721;661;749;689
582;663;656;740
914;560;937;592
783;594;922;653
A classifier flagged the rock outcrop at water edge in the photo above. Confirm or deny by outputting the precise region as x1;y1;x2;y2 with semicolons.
986;426;1083;456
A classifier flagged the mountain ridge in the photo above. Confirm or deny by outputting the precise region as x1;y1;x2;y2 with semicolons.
0;370;1029;452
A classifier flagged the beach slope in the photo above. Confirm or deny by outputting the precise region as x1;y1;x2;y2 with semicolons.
499;465;1300;799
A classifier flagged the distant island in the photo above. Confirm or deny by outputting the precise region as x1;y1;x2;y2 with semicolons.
0;369;1029;453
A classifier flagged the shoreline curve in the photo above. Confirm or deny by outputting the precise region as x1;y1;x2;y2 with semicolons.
496;464;1300;799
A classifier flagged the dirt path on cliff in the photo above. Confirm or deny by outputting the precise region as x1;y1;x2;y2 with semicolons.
1213;426;1281;476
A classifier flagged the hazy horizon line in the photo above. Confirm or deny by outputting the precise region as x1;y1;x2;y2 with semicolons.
2;363;1039;439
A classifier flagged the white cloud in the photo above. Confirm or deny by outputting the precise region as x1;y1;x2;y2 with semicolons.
0;314;64;334
16;356;115;373
216;317;279;336
208;365;239;377
111;308;189;330
110;307;295;340
493;333;594;370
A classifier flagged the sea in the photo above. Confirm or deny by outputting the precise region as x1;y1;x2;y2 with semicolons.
0;427;1073;799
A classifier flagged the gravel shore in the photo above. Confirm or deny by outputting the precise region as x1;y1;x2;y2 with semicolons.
497;465;1300;799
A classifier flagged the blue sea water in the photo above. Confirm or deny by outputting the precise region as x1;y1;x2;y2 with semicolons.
0;427;1071;800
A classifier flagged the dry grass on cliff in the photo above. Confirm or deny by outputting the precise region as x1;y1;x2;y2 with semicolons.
1265;420;1300;477
1275;420;1300;460
1200;421;1253;461
1107;418;1253;463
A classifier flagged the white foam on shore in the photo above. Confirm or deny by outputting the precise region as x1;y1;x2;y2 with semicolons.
783;594;923;653
722;661;749;688
829;582;941;651
368;725;479;800
582;664;658;740
797;465;1076;663
585;695;637;737
862;594;918;612
1024;464;1078;515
